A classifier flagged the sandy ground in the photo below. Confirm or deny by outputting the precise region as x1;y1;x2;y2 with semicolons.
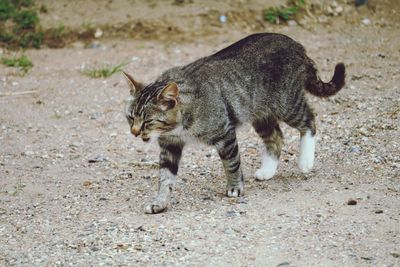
0;1;399;266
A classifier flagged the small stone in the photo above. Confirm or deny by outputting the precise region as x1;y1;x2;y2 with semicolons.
347;199;357;205
224;228;235;234
335;6;343;14
390;252;400;258
90;246;99;252
88;155;108;163
361;256;372;261
287;20;297;27
23;150;35;156
55;153;64;158
326;6;334;15
226;210;237;217
219;15;227;23
94;28;103;38
109;132;117;138
374;209;383;214
83;181;92;187
134;244;143;251
115;244;128;250
277;262;290;267
131;56;140;62
362;18;371;26
12;82;18;86
89;112;102;120
350;146;360;153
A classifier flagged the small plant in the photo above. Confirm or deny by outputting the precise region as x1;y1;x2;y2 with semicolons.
51;25;65;38
82;62;128;79
0;0;44;49
264;0;306;24
1;55;33;72
13;10;39;31
12;179;26;196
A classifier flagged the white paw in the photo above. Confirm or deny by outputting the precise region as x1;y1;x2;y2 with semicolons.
298;156;314;173
144;199;168;214
254;152;278;180
226;184;244;197
254;167;276;181
299;130;315;173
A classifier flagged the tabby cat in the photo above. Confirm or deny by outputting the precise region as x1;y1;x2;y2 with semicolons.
123;33;345;214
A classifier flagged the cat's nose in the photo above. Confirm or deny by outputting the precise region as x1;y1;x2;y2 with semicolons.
131;127;141;137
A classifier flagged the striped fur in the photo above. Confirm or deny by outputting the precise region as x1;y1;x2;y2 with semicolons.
123;33;346;213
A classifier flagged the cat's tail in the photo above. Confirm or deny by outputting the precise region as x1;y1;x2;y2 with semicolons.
305;63;346;97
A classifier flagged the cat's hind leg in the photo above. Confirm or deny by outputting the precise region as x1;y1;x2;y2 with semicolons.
144;136;184;214
284;99;316;173
252;116;283;180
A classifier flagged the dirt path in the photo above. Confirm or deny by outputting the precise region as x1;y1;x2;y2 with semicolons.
1;1;399;266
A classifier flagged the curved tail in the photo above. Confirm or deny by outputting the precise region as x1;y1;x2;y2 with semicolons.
305;63;346;97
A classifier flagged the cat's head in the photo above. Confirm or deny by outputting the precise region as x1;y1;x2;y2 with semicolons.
123;72;181;142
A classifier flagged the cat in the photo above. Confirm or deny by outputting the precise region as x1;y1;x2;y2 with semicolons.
123;33;345;214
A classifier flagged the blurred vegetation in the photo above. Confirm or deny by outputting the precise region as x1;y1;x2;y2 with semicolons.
0;0;44;48
1;54;33;73
81;62;128;79
264;0;306;24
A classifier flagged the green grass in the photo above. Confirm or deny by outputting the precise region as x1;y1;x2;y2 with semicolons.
1;55;33;72
12;179;26;196
0;0;44;49
51;25;65;38
82;62;128;79
264;0;306;24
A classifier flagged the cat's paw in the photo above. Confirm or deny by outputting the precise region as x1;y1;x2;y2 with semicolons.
298;157;314;173
226;184;244;197
254;167;276;181
144;199;168;214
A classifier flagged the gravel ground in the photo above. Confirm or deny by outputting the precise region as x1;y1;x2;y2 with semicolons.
0;1;399;266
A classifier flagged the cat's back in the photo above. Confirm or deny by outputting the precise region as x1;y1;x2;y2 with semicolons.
209;33;305;61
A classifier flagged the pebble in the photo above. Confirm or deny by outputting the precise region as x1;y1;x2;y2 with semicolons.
94;28;103;38
288;20;298;27
226;210;237;217
23;150;35;156
110;132;117;138
89;112;102;120
347;199;357;205
350;146;361;153
224;228;235;235
88;155;109;163
362;18;371;26
131;56;141;62
219;15;227;23
277;262;290;267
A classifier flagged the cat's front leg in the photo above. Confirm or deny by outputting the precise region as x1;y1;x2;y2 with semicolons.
144;136;184;214
214;126;244;197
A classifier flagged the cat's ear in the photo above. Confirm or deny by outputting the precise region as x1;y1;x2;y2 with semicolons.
122;71;143;95
157;83;179;111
